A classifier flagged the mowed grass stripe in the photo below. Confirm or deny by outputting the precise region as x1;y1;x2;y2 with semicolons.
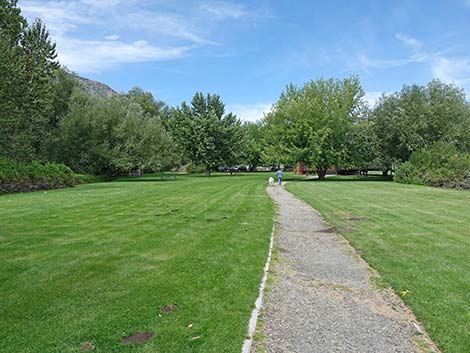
0;173;274;353
287;177;470;353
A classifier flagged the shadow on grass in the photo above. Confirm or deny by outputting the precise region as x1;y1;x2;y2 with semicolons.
112;172;255;182
112;178;178;183
112;177;180;183
288;175;394;183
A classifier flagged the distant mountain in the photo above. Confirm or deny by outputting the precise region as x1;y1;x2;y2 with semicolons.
74;75;118;98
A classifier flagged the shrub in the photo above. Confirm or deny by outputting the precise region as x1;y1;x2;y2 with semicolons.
0;158;99;194
395;143;470;188
73;173;102;184
394;161;421;185
186;164;206;174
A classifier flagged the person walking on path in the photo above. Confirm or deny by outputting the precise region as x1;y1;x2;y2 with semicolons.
276;168;283;186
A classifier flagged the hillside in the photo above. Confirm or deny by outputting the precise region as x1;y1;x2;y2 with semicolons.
74;75;118;98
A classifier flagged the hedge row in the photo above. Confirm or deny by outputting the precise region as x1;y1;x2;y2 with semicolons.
0;158;99;194
395;143;470;189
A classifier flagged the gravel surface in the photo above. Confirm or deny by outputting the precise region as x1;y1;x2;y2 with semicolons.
256;185;439;353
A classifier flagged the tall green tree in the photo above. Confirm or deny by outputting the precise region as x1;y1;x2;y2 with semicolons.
264;77;366;179
240;121;265;168
55;89;176;175
347;119;380;172
171;92;242;175
0;1;59;161
126;87;170;121
371;80;470;172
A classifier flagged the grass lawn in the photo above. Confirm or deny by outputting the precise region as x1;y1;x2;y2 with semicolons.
287;176;470;353
0;173;274;353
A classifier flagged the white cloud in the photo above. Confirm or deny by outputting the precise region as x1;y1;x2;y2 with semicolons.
354;33;426;71
363;91;386;108
356;54;418;69
20;1;92;35
199;0;272;21
105;34;119;41
356;33;470;96
57;39;189;73
395;33;422;49
200;1;248;19
227;103;272;122
430;55;470;91
395;34;470;93
79;0;127;9
124;12;210;44
20;0;252;73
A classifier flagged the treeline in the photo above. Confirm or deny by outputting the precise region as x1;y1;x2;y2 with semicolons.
2;0;470;191
0;1;248;185
263;77;470;187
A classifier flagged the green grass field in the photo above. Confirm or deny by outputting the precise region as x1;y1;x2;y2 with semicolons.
287;176;470;353
0;173;274;353
3;173;470;353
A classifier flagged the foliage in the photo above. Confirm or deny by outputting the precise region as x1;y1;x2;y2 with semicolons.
0;1;60;161
346;119;380;171
392;161;419;184
54;90;177;175
50;68;78;129
126;87;170;121
0;157;79;193
263;77;366;179
73;173;103;184
394;142;470;188
240;121;266;167
371;80;470;171
171;92;242;175
185;164;207;174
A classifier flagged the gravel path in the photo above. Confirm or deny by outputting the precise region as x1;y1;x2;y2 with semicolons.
256;185;439;353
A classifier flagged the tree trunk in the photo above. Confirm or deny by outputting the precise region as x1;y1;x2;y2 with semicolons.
382;169;389;176
317;168;327;180
205;168;211;176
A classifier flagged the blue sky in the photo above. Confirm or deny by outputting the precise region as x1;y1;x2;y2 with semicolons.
20;0;470;121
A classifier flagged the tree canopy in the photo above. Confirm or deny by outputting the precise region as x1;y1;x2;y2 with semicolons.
171;92;242;175
371;80;470;171
0;1;60;161
264;77;366;179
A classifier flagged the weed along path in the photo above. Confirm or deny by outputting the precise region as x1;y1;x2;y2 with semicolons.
257;185;439;353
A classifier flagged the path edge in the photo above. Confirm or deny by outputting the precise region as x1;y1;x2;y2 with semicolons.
241;216;276;353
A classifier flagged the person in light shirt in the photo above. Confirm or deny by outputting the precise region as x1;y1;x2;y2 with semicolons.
276;168;283;186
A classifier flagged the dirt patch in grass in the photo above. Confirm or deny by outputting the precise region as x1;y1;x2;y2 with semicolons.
121;332;155;344
80;341;94;352
160;304;177;312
